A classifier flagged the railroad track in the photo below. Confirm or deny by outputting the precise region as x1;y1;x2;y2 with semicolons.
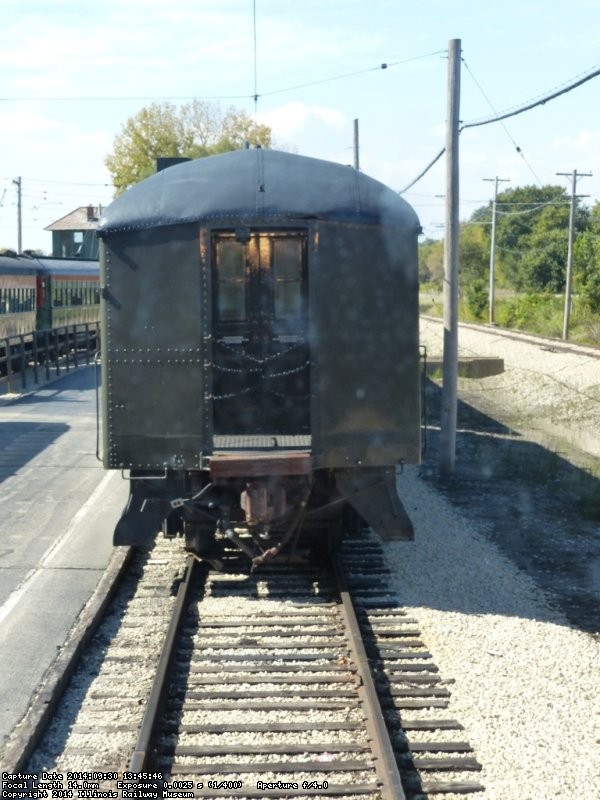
7;532;484;799
129;549;403;798
422;313;600;360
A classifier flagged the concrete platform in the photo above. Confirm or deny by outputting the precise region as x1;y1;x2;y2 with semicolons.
0;366;129;753
425;355;505;378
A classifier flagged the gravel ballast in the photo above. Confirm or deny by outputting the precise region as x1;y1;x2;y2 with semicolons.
382;317;599;799
420;316;600;456
387;469;598;799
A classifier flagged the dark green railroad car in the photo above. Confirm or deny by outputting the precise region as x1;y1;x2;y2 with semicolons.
98;149;421;565
0;255;99;376
0;257;38;338
35;257;100;331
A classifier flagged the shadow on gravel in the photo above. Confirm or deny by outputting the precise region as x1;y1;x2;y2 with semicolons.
421;378;600;634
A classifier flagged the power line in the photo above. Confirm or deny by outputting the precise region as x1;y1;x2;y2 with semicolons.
462;59;543;185
0;92;250;103
259;52;445;98
398;148;445;194
463;200;573;224
495;201;570;216
400;58;600;193
0;50;444;104
461;62;600;129
1;176;112;187
495;200;570;206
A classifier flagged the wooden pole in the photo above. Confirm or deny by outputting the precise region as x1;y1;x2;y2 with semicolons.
12;177;22;253
483;177;510;324
439;39;461;477
557;169;591;341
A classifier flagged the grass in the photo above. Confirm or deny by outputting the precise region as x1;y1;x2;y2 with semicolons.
419;287;600;347
456;424;600;522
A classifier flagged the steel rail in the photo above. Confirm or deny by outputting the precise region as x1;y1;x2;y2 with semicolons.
128;554;196;772
331;552;407;800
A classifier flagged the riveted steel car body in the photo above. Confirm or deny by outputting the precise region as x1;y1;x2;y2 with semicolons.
98;149;421;559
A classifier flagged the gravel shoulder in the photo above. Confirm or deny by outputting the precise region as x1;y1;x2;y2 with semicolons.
418;316;600;632
386;469;598;800
380;317;600;799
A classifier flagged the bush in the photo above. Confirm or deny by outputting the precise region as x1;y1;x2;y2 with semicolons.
570;306;600;346
419;283;443;317
464;279;488;320
580;271;600;314
495;293;563;337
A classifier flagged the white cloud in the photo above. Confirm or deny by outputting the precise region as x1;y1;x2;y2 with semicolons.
0;108;59;136
550;129;600;166
258;101;348;158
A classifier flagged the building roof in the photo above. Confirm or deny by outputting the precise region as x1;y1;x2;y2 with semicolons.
45;205;102;232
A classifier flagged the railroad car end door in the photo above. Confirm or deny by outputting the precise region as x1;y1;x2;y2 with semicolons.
211;230;310;437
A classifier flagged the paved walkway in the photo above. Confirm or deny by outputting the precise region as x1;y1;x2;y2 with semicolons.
0;366;128;752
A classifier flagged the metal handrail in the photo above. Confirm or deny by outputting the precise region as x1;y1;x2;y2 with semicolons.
0;322;100;394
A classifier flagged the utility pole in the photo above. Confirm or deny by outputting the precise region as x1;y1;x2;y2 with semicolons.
353;118;360;170
439;38;461;477
12;177;22;253
483;176;510;324
556;169;591;340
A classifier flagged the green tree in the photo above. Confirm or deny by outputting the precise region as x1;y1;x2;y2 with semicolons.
574;201;600;312
418;238;444;284
466;185;582;292
105;100;272;194
459;222;488;285
464;277;488;320
517;226;569;292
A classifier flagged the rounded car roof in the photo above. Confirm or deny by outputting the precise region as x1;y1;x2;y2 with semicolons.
33;257;99;276
0;256;98;275
98;149;420;235
0;256;37;275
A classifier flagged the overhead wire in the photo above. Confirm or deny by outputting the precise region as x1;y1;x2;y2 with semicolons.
461;59;543;186
258;51;445;98
6;46;599;232
399;58;600;193
461;62;600;129
0;50;445;105
495;202;569;216
2;44;441;218
1;176;112;187
21;177;112;187
399;148;446;194
496;200;570;205
3;45;443;211
464;200;572;223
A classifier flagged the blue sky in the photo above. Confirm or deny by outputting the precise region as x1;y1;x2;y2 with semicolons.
1;0;600;252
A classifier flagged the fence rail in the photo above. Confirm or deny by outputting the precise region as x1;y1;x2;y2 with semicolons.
0;323;100;394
